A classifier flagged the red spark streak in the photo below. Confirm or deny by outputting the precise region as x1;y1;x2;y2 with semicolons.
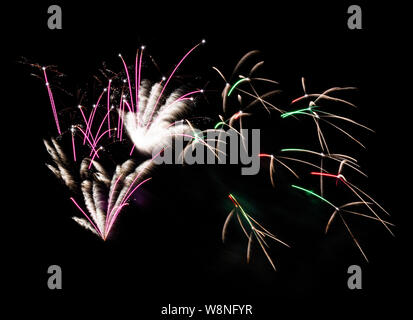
228;194;239;207
310;172;340;179
258;153;272;158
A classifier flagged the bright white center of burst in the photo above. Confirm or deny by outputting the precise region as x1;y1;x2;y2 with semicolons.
128;125;175;153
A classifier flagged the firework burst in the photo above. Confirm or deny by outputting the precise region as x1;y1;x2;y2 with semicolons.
35;40;393;268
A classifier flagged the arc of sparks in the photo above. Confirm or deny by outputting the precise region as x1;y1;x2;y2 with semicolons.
291;184;338;210
310;171;393;235
227;78;250;97
226;194;289;271
119;53;135;113
84;90;105;145
107;80;112;137
71;128;76;162
42;67;61;135
281;104;319;118
145;40;205;129
70;197;103;238
310;172;341;179
135;47;144;121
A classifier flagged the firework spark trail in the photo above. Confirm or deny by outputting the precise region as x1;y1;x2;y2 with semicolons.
258;153;299;187
73;158;153;240
106;160;137;222
277;155;325;172
231;50;260;78
135;50;140;115
290;83;357;108
120;99;134;141
70;197;103;237
104;147;183;238
86;87;113;144
44;132;155;240
105;160;155;238
213;61;392;265
83;90;105;144
119;53;135;113
125;85;197;155
74;125;100;157
145;40;205;130
120;102;125;141
71;129;76;162
39;46;393;269
78;105;88;128
88;160;110;183
88;147;103;169
309;169;392;235
107;80;112;137
281;104;320;118
291;184;338;210
214;50;283;118
340;179;393;235
227;78;250;96
282;83;372;151
225;194;289;270
72;216;99;236
81;180;97;221
280;148;366;177
42;67;61;135
44;138;77;192
135;47;144;120
290;184;366;258
290;184;393;261
116;94;123;139
249;61;264;76
89;109;114;156
91;128;116;154
92;181;107;234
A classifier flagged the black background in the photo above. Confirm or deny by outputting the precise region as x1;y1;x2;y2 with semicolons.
5;0;412;317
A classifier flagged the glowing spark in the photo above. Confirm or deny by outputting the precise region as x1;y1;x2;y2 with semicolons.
310;172;340;179
145;41;204;129
291;184;338;210
107;80;112;137
42;68;61;134
70;197;103;238
226;194;289;270
281;105;318;118
119;53;135;112
227;78;250;97
214;121;227;129
71;130;76;162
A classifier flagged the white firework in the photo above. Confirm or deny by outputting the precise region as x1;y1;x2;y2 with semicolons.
124;80;197;155
43;79;202;239
44;138;154;240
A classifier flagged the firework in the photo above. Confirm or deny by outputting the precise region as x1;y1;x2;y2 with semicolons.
224;194;290;270
36;42;392;269
41;41;207;240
